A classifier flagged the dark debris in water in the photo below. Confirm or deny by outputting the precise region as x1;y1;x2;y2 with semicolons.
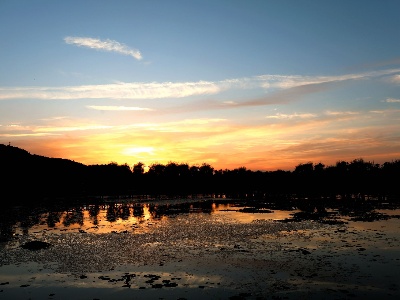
164;282;178;287
350;211;390;222
279;210;349;225
93;272;181;289
20;240;51;251
280;210;400;225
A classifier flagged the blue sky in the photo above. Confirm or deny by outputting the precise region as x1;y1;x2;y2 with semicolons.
1;0;400;170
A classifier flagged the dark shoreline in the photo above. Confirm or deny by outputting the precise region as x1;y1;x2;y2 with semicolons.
1;144;400;203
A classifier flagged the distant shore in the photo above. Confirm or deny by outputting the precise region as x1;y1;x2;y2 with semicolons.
1;144;399;203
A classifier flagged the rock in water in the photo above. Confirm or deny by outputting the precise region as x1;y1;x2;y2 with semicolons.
21;241;51;250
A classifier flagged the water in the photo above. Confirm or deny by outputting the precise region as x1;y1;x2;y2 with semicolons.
1;198;400;299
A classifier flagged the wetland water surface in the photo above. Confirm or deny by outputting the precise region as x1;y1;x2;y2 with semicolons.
0;199;400;299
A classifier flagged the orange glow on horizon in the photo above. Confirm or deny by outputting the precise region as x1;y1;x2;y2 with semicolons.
3;111;400;171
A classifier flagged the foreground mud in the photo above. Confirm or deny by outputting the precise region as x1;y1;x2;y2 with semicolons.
1;202;400;299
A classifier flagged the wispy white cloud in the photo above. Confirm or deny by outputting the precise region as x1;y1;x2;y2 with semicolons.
39;116;68;121
0;122;114;134
1;68;400;101
0;118;227;139
0;133;57;137
256;68;400;90
370;109;400;114
383;98;400;103
264;110;369;122
64;36;142;60
86;105;153;111
266;113;316;119
223;101;238;105
211;80;340;109
390;74;400;84
33;124;113;133
325;110;360;116
169;118;227;125
0;81;222;100
122;118;227;133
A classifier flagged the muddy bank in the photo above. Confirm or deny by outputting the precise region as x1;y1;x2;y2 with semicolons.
1;202;400;299
0;202;400;299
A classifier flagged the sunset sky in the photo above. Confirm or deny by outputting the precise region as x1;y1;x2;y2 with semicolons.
1;0;400;171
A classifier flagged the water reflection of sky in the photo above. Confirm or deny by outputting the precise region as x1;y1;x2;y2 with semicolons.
16;204;157;235
213;208;300;223
2;200;400;299
10;200;400;237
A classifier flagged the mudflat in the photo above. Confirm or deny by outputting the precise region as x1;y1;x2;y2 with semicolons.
1;199;399;299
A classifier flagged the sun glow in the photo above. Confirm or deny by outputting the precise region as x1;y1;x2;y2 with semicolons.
10;105;400;171
122;147;155;156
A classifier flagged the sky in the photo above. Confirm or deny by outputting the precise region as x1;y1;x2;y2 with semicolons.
1;0;400;171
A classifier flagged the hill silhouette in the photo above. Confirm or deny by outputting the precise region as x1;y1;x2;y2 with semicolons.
1;144;399;203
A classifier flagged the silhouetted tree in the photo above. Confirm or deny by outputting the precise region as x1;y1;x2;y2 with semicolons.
2;143;400;203
133;162;145;175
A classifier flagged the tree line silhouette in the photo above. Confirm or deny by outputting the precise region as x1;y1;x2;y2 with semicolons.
1;143;399;203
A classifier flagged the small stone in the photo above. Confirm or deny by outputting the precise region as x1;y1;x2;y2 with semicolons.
145;280;154;284
164;282;178;287
21;241;51;251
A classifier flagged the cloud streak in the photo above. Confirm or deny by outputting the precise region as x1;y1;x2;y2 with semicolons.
390;74;400;84
256;68;400;89
266;113;316;119
87;105;153;111
0;81;222;100
384;98;400;103
64;36;142;60
325;110;360;116
0;118;227;138
1;68;399;101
